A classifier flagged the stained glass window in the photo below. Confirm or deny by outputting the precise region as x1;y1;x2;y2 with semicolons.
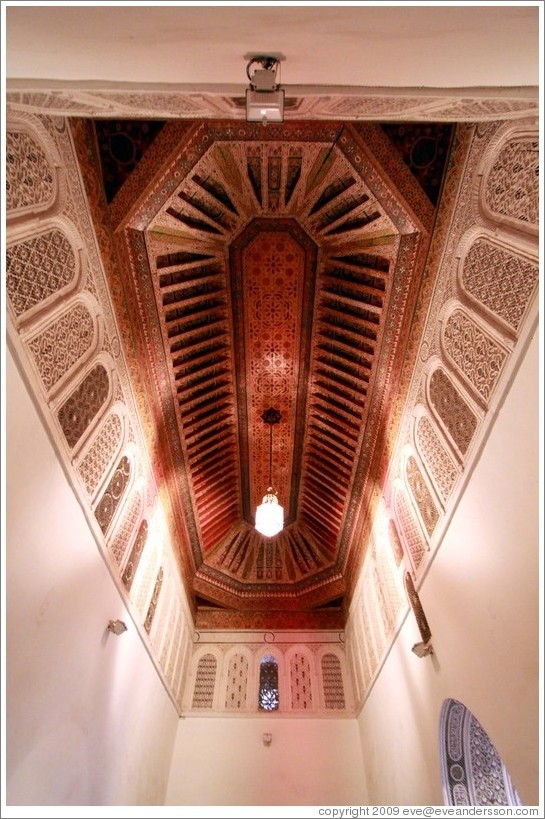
258;654;279;711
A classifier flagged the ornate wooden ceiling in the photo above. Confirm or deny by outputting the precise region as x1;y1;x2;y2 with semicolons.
85;119;451;629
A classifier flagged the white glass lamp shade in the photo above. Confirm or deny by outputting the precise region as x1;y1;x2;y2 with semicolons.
255;490;284;537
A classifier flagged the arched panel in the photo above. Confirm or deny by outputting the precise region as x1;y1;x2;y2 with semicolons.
6;124;58;218
393;482;427;573
387;517;405;567
482;135;538;235
458;234;538;337
58;362;110;450
405;452;440;538
224;650;251;711
289;650;314;711
427;365;480;459
321;652;346;711
121;517;148;591
132;523;162;619
26;298;99;396
192;653;218;710
76;406;124;499
362;571;386;665
108;488;143;569
6;224;80;324
414;409;459;505
94;454;132;538
162;595;181;676
440;698;522;806
441;306;508;406
373;538;404;635
144;566;163;634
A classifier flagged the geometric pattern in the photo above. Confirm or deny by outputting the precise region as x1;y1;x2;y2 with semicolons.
144;567;164;634
415;414;459;503
27;302;95;392
132;534;161;618
373;545;403;635
443;310;507;404
461;238;538;333
77;412;123;496
6;129;55;213
165;601;182;679
388;518;405;566
485;138;539;227
108;490;142;567
321;653;346;710
372;562;395;636
440;698;521;806
112;113;424;627
406;455;440;537
160;598;178;670
7;229;76;318
121;518;149;591
112;118;426;622
394;487;427;573
6;87;538;124
363;581;385;664
192;654;217;709
429;368;478;457
6;98;537;728
224;653;249;711
290;652;313;710
58;363;110;449
94;455;131;535
185;642;351;716
244;230;305;514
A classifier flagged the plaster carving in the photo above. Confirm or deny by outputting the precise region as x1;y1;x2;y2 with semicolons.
7;227;78;321
27;300;97;394
415;411;459;505
77;410;123;497
459;235;538;335
94;454;131;536
442;307;508;405
57;362;110;449
6;126;57;216
428;366;479;458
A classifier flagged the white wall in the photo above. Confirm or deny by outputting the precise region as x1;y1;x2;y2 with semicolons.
5;346;180;806
356;328;540;806
5;5;539;88
166;716;367;806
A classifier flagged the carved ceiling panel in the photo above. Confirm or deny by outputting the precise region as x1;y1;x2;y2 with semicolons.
84;119;448;628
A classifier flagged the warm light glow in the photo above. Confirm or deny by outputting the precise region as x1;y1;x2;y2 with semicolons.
255;490;284;537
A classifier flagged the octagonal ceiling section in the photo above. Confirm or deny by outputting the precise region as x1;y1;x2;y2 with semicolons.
112;120;433;627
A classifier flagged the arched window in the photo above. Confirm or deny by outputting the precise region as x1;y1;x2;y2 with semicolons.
258;654;279;711
440;698;521;806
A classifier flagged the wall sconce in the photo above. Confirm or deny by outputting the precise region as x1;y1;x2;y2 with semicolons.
262;732;272;746
246;55;284;125
107;619;128;636
412;640;434;658
405;572;433;658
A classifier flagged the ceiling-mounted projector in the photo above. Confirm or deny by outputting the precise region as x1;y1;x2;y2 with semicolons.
245;55;285;124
